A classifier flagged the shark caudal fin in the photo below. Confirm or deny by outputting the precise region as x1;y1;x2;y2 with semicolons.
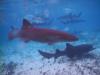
38;50;54;59
22;19;32;30
8;26;18;40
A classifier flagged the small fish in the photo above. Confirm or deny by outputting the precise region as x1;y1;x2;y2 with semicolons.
38;43;95;59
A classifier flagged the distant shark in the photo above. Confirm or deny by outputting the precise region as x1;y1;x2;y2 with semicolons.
32;15;52;27
38;43;95;59
8;19;78;44
59;12;85;24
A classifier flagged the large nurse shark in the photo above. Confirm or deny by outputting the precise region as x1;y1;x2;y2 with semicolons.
38;43;95;59
8;19;78;44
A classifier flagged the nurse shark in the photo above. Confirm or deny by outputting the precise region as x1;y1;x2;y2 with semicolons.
8;19;78;44
38;43;95;59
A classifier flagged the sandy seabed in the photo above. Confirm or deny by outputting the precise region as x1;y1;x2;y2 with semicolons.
1;56;100;75
1;32;100;75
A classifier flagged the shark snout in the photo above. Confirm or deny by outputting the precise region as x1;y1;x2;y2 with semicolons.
85;45;95;52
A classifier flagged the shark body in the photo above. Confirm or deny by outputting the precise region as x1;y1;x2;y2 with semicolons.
38;43;95;59
8;19;78;44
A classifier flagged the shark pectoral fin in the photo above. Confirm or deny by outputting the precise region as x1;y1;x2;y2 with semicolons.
48;42;54;45
22;38;30;43
24;40;29;43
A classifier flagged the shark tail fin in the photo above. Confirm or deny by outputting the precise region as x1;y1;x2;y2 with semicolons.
38;50;54;59
8;26;18;40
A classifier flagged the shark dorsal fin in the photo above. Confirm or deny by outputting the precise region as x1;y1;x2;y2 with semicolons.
56;49;60;53
66;43;74;49
22;19;32;30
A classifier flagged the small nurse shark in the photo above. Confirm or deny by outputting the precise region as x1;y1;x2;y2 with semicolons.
38;43;95;59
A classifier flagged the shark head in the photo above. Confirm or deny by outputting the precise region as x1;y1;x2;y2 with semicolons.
65;43;95;58
78;44;95;52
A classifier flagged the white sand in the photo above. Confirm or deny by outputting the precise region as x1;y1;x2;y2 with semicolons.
13;57;100;75
2;32;100;75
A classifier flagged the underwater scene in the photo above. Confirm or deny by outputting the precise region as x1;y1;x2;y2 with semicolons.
0;0;100;75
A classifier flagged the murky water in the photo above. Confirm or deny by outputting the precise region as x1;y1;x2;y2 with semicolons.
0;0;100;75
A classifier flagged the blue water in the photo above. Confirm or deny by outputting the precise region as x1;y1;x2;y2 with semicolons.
0;0;100;62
